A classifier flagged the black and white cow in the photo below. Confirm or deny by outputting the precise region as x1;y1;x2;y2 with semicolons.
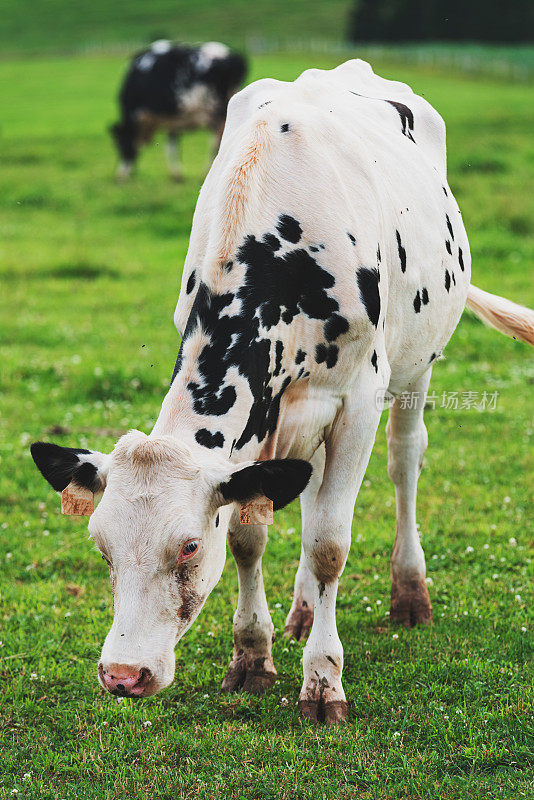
110;40;247;180
33;60;534;723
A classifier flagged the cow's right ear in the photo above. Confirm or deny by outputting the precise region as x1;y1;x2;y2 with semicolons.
30;442;110;494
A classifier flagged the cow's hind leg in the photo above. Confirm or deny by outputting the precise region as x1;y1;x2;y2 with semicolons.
221;511;276;694
299;378;383;724
387;371;433;627
284;445;325;641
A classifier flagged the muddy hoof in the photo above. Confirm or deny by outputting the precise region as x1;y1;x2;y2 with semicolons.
284;604;314;642
221;655;277;695
390;579;432;627
298;698;348;725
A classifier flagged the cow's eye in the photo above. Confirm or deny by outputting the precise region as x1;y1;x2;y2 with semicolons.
179;539;199;561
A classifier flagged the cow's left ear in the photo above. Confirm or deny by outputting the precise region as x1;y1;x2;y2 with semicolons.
30;442;110;494
219;459;313;512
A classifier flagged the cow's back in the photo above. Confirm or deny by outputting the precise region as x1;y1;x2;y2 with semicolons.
176;60;470;434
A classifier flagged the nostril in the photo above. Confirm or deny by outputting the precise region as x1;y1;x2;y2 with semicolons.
137;667;152;688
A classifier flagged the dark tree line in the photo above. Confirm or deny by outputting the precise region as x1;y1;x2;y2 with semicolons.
348;0;533;43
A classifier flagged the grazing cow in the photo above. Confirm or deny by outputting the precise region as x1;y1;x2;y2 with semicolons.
32;60;534;723
110;40;247;180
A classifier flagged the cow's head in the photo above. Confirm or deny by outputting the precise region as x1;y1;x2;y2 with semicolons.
109;121;138;179
30;431;311;697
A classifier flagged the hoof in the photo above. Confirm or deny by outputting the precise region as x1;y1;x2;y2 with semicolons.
390;578;432;627
221;654;277;695
284;603;314;642
298;698;348;725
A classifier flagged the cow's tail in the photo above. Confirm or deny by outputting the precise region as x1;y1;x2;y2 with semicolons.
466;284;534;346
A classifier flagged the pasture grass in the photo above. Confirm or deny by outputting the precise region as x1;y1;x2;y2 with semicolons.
1;52;533;799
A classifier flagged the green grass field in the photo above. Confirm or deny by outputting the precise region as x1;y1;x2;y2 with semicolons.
1;50;533;799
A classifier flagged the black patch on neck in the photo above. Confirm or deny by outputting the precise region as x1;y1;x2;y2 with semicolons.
396;230;406;273
186;270;196;295
195;428;224;449
458;247;464;271
276;214;302;244
315;343;339;369
295;349;306;365
347;232;356;245
445;270;451;292
357;267;381;327
422;287;429;305
413;290;421;313
324;313;349;342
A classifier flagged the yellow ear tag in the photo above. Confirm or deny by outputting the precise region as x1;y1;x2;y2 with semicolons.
240;497;273;525
61;482;94;516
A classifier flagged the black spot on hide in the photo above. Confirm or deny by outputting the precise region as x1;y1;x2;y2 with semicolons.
357;267;381;327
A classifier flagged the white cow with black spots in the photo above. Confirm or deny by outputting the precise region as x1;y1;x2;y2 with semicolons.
32;60;534;723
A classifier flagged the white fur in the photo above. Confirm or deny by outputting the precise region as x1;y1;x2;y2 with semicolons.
53;61;532;713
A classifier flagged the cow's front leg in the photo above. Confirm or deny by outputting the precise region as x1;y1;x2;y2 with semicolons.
166;133;183;181
299;378;383;724
285;445;325;641
221;510;276;694
387;371;433;627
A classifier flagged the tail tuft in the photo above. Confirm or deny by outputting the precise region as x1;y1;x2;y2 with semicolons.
466;285;534;346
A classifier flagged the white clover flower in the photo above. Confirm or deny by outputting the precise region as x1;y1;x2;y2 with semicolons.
64;612;71;618
362;596;369;602
515;595;522;602
6;553;12;559
275;603;282;609
30;673;38;680
207;631;214;637
521;627;527;633
287;528;296;535
503;496;511;503
203;694;209;699
280;697;289;706
142;721;152;728
465;546;474;554
373;574;379;580
392;731;401;739
483;543;489;550
509;537;517;546
376;599;382;605
392;634;399;640
493;574;499;580
425;577;433;585
366;606;371;612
